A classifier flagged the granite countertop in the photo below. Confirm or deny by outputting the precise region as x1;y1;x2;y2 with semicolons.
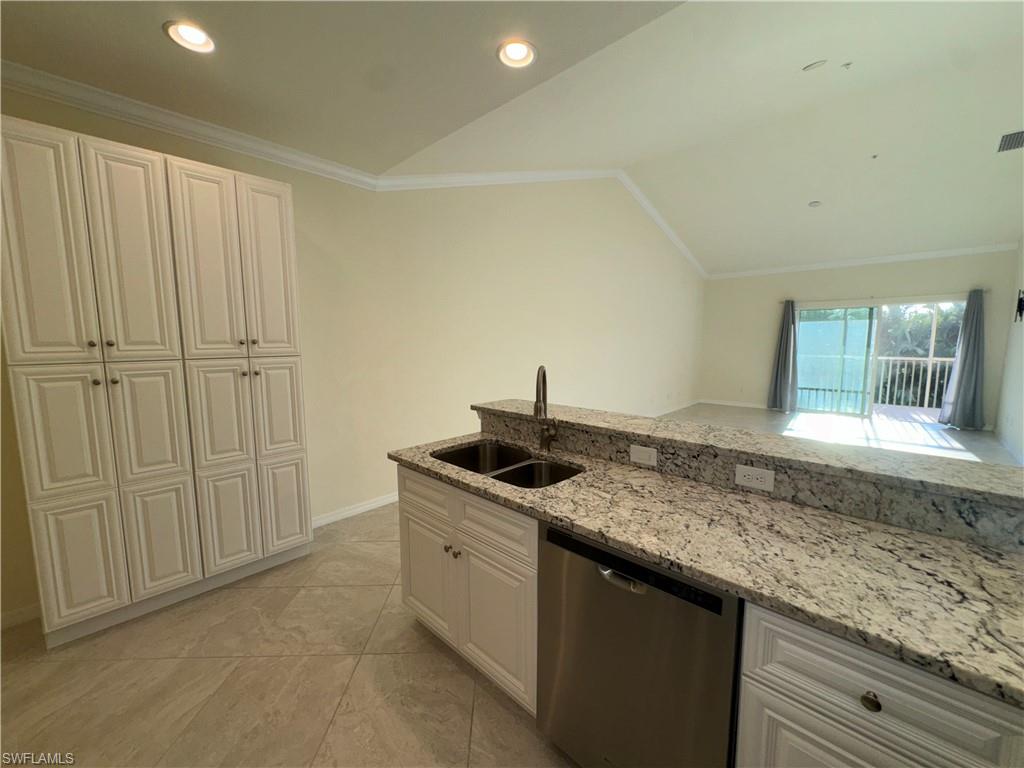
389;432;1024;709
471;400;1024;508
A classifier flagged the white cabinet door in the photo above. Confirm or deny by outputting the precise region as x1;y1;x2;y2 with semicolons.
236;175;300;356
195;463;263;576
30;490;130;630
185;359;255;469
400;504;458;645
251;357;306;458
120;476;202;600
10;364;116;500
167;158;249;359
258;453;311;554
79;137;180;360
1;117;101;364
455;534;537;711
107;361;192;483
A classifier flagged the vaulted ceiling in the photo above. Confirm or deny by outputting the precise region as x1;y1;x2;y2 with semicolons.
2;1;1021;276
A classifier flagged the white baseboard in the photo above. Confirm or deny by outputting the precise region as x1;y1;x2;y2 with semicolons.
313;492;398;528
1;601;40;630
694;399;766;409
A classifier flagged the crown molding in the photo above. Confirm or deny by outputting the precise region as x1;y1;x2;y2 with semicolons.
0;60;706;271
706;242;1021;280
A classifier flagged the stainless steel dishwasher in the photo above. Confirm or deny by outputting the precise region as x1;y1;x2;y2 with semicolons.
537;525;742;768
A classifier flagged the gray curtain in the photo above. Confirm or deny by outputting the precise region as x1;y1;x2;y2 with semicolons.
768;300;798;412
939;289;985;429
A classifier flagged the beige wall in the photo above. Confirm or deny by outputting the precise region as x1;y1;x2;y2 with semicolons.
996;246;1024;462
0;90;704;621
696;250;1019;428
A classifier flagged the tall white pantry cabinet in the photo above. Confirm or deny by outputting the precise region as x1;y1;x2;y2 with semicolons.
1;116;312;642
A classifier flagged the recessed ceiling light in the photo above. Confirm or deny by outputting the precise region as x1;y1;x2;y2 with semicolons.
498;39;536;68
802;59;827;71
164;21;215;53
808;200;822;208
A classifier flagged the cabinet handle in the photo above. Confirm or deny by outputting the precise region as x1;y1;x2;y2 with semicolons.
443;544;452;553
253;370;261;377
250;338;258;345
859;691;882;713
87;340;98;348
105;340;115;347
241;371;249;377
239;339;247;345
91;378;102;386
451;550;462;559
109;377;120;385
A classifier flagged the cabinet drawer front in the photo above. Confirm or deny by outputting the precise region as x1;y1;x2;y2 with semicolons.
400;505;458;645
11;364;116;500
186;360;255;469
120;476;203;600
744;606;1024;767
30;491;131;630
108;361;192;483
2;117;102;364
167;157;248;359
80;137;180;360
259;453;312;554
397;467;453;523
251;357;306;458
196;463;263;576
456;492;537;568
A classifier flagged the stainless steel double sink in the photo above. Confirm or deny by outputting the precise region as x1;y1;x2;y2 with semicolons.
431;441;582;489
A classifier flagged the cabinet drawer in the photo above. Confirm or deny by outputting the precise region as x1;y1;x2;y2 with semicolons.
455;492;537;568
397;467;453;523
743;606;1023;767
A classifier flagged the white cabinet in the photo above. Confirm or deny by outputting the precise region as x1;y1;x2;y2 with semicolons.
106;361;192;483
29;491;131;630
79;137;180;360
398;468;538;712
401;504;459;644
259;453;312;554
10;364;116;501
1;117;101;363
236;175;301;356
120;476;203;600
167;158;249;359
186;359;255;469
195;463;263;576
251;357;306;458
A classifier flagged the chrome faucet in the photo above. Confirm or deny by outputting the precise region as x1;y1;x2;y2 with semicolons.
534;366;557;451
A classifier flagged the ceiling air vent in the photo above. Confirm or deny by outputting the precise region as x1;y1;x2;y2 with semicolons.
997;131;1024;152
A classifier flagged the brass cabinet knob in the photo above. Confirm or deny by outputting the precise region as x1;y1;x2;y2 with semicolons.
241;371;249;377
443;544;452;553
105;340;115;347
239;339;247;345
91;378;102;386
859;691;882;713
253;370;261;376
109;377;120;385
451;550;462;559
250;338;258;345
87;340;98;347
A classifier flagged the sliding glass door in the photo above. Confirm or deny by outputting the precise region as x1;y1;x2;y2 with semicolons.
795;307;877;415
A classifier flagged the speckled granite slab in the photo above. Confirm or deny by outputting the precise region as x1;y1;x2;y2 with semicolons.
473;400;1024;552
388;433;1024;709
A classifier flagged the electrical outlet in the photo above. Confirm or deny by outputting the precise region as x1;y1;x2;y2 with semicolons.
629;445;658;468
735;465;775;492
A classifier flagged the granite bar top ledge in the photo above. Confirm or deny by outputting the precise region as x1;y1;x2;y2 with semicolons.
388;432;1024;710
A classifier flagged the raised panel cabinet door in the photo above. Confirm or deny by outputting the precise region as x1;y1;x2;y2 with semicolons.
30;490;130;630
195;463;263;576
79;137;181;360
400;504;458;645
455;534;537;711
185;359;255;469
258;453;311;554
107;361;192;483
167;158;248;358
251;357;306;458
120;475;202;600
236;175;300;356
10;364;116;501
1;117;101;363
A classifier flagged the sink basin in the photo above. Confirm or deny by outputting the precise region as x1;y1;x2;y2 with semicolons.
489;460;582;489
432;442;532;474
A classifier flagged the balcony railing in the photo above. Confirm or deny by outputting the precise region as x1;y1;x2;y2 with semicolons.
874;356;954;409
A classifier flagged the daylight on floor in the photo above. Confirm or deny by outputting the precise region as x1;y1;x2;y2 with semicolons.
0;2;1021;767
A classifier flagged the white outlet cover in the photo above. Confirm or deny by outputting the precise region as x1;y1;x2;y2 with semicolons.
629;445;658;468
735;465;775;492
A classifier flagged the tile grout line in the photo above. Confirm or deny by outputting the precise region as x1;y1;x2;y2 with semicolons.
466;678;478;768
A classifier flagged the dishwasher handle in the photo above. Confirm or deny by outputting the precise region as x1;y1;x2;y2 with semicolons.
598;565;648;594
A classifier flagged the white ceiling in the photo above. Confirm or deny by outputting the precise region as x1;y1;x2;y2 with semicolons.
2;1;1020;276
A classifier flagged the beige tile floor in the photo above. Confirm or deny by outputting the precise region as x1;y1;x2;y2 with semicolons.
1;504;572;768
